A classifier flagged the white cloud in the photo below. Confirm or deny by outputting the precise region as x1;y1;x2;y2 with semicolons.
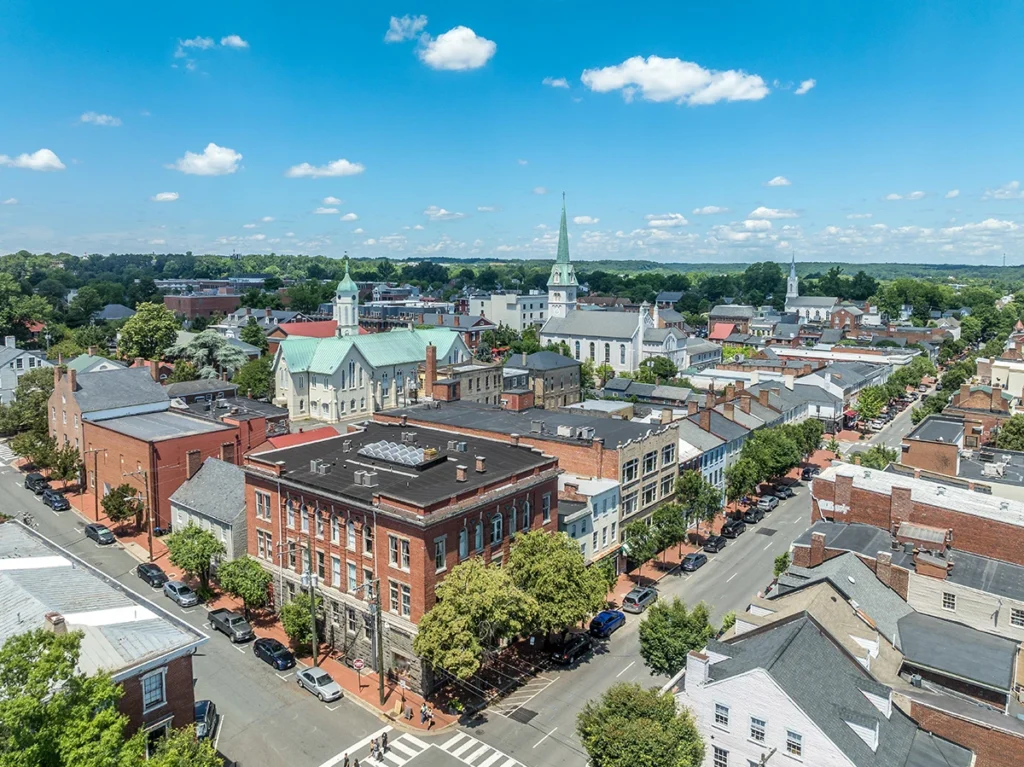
261;216;274;222
178;36;215;51
0;148;66;171
413;224;424;230
243;223;257;229
314;207;339;215
285;158;365;178
846;212;872;219
517;159;528;166
168;143;241;175
353;228;365;234
573;215;599;225
983;181;1024;200
794;78;816;95
418;26;496;71
385;14;428;43
322;196;343;205
644;213;688;227
884;193;903;201
80;112;121;127
580;55;768;105
907;191;926;200
693;205;728;215
150;192;179;202
2;198;17;205
533;186;548;195
340;212;358;221
249;233;266;241
543;76;569;88
884;191;926;201
941;218;1019;235
364;238;377;245
220;35;249;49
766;175;791;187
742;219;772;231
945;189;960;199
285;232;295;237
748;206;798;219
477;205;498;212
423;205;466;221
148;239;166;245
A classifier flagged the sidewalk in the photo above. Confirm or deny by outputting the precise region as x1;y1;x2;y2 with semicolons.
67;486;174;567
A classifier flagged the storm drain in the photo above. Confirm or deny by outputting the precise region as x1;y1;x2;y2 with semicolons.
509;708;538;724
756;528;778;536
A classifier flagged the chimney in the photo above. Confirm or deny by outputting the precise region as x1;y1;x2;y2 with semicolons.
419;313;425;324
88;346;97;356
68;368;77;391
456;465;468;482
3;336;14;349
43;612;67;635
784;374;795;391
186;449;202;479
510;433;520;447
521;351;528;366
245;307;252;316
739;396;750;414
735;380;744;393
475;455;487;473
148;359;160;382
685;651;710;690
660;408;673;425
436;314;443;325
653;303;661;328
810;531;826;567
53;366;61;387
454;315;460;327
220;442;236;464
723;402;735;421
221;370;228;382
687;400;698;416
875;551;892;589
425;344;437;394
758;389;770;407
134;357;144;368
699;408;711;432
265;308;272;319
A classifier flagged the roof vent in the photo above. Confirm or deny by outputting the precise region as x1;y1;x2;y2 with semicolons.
362;471;378;487
936;486;945;496
317;462;332;476
530;420;544;434
310;459;322;473
1000;500;1010;511
342;440;352;452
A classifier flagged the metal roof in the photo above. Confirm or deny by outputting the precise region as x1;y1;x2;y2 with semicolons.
94;410;232;441
74;368;170;414
66;354;125;373
905;416;965;445
522;351;579;371
279;328;466;374
541;311;640;340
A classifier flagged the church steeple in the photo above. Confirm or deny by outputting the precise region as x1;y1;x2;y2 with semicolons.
786;252;799;300
333;257;359;336
547;193;578;319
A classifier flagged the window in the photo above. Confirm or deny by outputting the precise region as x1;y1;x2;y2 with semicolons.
363;568;373;593
347;607;357;634
714;703;730;728
589;342;595;360
643;451;658;475
255;491;271;520
750;716;766;742
942;592;956;611
642;483;657;506
389;581;400;614
141;668;166;712
621;458;639;484
287;541;297;569
257;530;272;561
604;343;610;363
331;515;340;544
593;530;598;550
300;508;309;533
434;537;447;571
475;522;484;551
389;535;400;566
621;494;637;518
1012;608;1024;627
401;539;410;569
331;555;341;587
316;514;325;539
363;523;373;555
786;730;803;758
662;444;675;465
542;494;551;523
661;474;674;498
346;520;356;550
611;520;616;540
491;514;503;544
317;551;325;579
74;414;79;429
401;584;411;617
522;500;530;531
620;344;626;365
713;747;728;767
347;562;358;592
602;527;608;546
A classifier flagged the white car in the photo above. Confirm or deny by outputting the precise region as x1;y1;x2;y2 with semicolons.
296;668;343;702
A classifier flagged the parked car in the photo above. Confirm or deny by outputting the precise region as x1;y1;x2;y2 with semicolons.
551;632;593;665
42;488;70;511
589;610;626;638
208;608;254;643
84;523;115;545
757;495;779;512
253;637;296;670
801;466;820;481
775;486;795;500
721;519;747;538
621;586;658;614
296;668;343;702
163;580;199;607
136;563;168;588
194;700;217;741
703;535;727;553
681;552;708;572
24;473;50;494
918;384;929;392
743;507;765;524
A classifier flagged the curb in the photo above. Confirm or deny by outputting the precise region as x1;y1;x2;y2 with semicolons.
338;688;459;735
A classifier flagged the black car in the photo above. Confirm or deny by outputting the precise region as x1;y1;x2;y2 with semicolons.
721;519;747;538
136;563;168;588
84;523;115;545
253;637;296;670
42;488;70;510
681;552;708;572
801;466;821;481
194;700;218;741
775;486;795;500
703;535;727;553
24;473;50;494
743;507;765;524
551;633;593;665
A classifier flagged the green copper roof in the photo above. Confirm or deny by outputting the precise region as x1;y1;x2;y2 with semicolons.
556;194;570;264
548;194;578;288
336;261;358;296
279;328;467;374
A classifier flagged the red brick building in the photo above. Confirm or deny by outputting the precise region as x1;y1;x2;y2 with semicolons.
164;292;241;320
943;384;1018;445
810;463;1024;566
243;421;560;693
829;304;864;330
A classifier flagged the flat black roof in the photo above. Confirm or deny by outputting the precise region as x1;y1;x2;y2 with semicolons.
251;421;554;509
906;416;964;445
178;396;288;422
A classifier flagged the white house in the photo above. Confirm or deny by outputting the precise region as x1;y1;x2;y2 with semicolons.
169;457;247;560
558;474;620;565
469;292;548;332
0;337;53;404
783;257;839;321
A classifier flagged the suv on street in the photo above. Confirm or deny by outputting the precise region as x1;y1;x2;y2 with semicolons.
743;507;765;524
253;637;296;670
136;563;168;588
551;633;593;665
589;610;626;638
757;495;779;512
721;518;746;538
775;485;795;499
24;473;50;494
703;535;726;553
84;523;115;545
621;586;658;613
194;700;218;741
801;466;820;481
42;488;70;510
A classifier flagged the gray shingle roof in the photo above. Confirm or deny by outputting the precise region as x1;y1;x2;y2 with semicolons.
541;312;640;340
792;521;913;568
709;304;754;319
688;409;748;442
75;368;169;415
170;457;246;524
523;351;579;371
944;549;1024;602
92;303;136;321
675;418;725;451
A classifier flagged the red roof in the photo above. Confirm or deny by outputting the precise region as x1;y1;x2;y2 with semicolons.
266;427;338;449
277;320;338;338
709;322;735;341
25;321;46;332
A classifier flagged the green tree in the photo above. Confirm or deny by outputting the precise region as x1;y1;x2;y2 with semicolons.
0;628;145;767
996;414;1024;451
232;356;274;398
859;445;899;470
47;339;85;361
10;432;56;469
165;523;225;592
0;274;51;336
826;437;841;458
146;726;222;767
414;558;537;679
508;530;606;638
638;598;716;676
638;356;678;382
50;441;83;485
576;683;704;767
239;317;269;355
0;367;55;439
169;330;248;378
117;302;179;360
720;611;737;634
595;362;615;385
721;344;751;360
797;418;824;456
773;552;791;579
101;483;143;532
652;503;688;561
166;359;200;383
855;385;887;421
216;556;273;618
724;459;759;505
579;358;596;394
286;281;327;313
675;470;722;535
622;521;658;575
280;592;322;650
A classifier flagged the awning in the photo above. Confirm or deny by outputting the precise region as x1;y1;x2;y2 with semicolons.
844;409;857;417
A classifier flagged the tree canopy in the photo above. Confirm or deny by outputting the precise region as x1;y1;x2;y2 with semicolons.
117;302;179;360
165;524;225;592
638;598;716;676
239;317;269;354
232;356;273;399
216;556;273;617
169;330;248;379
996;414;1024;451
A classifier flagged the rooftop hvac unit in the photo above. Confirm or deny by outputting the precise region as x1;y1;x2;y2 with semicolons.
556;424;574;438
342;440;352;452
448;440;459;451
402;432;417;444
457;441;468;452
530;420;544;433
354;470;366;485
363;471;378;487
310;459;322;473
910;674;922;688
579;426;596;440
317;463;332;475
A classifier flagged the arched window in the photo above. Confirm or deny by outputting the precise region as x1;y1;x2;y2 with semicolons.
382;372;390;397
522;500;531;531
475;522;483;551
604;343;610;363
620;344;626;365
589;342;595;360
574;341;581;360
491;514;503;544
459;528;468;559
339;370;346;389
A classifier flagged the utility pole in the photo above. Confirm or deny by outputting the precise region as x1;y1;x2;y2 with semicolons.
303;547;320;666
82;448;103;521
374;578;385;706
122;468;154;561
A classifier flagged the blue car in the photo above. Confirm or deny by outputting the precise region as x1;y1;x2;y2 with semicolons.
589;610;626;638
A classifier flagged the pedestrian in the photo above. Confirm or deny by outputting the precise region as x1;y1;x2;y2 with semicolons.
382;732;388;753
427;706;435;729
353;760;359;767
420;702;427;724
343;754;349;767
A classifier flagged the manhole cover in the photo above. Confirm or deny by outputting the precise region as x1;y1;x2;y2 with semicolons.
756;528;777;536
509;708;537;724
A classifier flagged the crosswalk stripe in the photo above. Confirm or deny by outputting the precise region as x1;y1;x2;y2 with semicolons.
388;740;418;757
451;739;478;758
499;759;519;767
442;733;469;751
382;753;405;766
403;735;429;750
475;753;505;767
465;744;491;763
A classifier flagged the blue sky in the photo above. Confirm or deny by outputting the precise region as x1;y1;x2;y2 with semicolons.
2;1;1024;264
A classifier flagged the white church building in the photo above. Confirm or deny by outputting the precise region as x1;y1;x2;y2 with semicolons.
784;254;839;322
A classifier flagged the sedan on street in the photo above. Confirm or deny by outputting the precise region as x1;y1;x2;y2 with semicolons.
589;610;626;638
163;580;199;608
297;668;343;702
703;535;727;553
681;552;708;572
775;486;795;500
42;488;70;511
136;563;168;588
253;637;297;671
84;523;115;545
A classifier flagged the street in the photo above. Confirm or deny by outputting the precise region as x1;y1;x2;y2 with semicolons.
842;391;922;456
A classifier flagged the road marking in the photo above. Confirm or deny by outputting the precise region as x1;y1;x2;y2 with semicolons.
235;646;246;654
533;728;557;749
213;714;224;753
318;725;393;767
616;661;635;678
763;542;773;551
467;743;493;761
726;572;738;583
275;672;294;680
325;704;341;711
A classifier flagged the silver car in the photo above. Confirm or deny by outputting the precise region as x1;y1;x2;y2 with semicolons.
163;580;199;607
296;668;343;702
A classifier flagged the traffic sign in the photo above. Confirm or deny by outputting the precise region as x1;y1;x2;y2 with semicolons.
353;658;365;671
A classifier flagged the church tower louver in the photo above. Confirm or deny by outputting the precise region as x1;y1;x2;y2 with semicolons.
786;252;800;301
333;259;359;337
547;193;578;319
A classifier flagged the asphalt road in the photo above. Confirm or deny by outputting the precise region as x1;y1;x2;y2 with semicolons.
843;392;923;455
0;463;389;767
